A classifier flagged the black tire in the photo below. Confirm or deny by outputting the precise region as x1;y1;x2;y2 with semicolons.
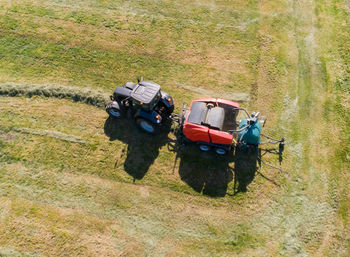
136;118;160;134
106;103;123;119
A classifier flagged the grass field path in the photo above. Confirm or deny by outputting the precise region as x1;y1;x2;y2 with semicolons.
252;0;349;255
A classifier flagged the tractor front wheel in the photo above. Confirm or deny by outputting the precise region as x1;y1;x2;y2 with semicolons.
136;118;160;134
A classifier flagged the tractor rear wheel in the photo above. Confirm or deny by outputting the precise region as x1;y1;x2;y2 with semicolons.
136;118;160;134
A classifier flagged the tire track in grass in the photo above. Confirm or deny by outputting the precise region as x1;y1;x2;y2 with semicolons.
277;0;334;254
251;0;335;255
289;0;335;254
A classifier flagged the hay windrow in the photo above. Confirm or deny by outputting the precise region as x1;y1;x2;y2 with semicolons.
12;127;89;144
0;83;110;108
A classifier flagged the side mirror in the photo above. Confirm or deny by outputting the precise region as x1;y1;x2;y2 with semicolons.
137;77;140;83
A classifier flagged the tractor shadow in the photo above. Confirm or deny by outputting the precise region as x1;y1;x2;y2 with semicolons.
104;117;171;181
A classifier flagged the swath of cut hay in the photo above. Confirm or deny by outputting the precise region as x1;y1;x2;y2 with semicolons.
13;127;89;144
0;83;110;108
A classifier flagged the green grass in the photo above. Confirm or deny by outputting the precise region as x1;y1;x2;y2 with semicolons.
0;0;349;255
314;0;350;252
0;0;260;94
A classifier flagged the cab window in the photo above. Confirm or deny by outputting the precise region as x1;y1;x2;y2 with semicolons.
133;100;150;110
153;91;161;108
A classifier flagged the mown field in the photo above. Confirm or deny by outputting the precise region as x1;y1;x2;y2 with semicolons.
0;0;349;256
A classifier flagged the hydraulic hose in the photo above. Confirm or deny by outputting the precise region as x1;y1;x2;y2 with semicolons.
227;124;250;134
261;134;284;142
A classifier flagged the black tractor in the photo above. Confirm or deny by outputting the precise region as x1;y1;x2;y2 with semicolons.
106;79;174;134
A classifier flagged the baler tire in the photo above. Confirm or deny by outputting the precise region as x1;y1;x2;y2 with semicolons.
199;144;211;152
215;147;228;155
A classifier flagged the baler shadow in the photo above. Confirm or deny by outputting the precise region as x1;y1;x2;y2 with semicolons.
174;144;235;197
173;142;284;196
104;117;171;181
170;143;260;197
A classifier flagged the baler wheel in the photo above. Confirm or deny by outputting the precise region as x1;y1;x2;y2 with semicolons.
199;144;211;152
215;148;228;155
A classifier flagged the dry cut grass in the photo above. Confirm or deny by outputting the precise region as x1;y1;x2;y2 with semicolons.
0;82;110;108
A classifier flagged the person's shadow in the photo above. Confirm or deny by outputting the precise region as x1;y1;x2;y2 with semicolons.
104;117;171;181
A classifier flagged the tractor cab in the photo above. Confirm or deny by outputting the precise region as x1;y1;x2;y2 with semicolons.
131;81;161;111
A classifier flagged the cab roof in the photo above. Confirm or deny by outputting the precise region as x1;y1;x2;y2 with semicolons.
131;81;161;104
